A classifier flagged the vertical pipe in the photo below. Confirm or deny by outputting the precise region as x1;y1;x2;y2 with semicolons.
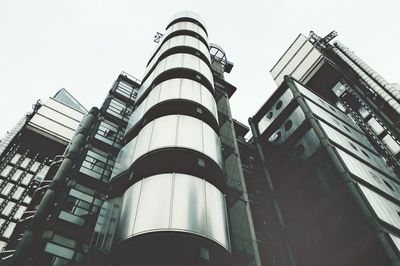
8;107;99;266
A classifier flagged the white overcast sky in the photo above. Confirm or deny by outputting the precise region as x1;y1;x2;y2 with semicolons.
1;0;399;137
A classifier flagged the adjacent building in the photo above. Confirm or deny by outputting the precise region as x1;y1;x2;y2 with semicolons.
246;32;400;265
0;89;86;256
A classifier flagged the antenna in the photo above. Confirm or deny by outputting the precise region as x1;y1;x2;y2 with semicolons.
308;30;338;49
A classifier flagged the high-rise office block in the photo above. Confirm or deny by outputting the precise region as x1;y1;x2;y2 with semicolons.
6;11;262;266
269;32;399;171
0;89;86;257
245;32;400;265
5;72;140;265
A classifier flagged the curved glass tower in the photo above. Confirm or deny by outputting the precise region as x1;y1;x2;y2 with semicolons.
93;11;231;266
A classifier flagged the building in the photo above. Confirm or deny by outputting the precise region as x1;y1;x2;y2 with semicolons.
0;89;86;256
5;72;140;265
5;11;263;266
246;32;400;265
89;12;261;266
5;13;400;266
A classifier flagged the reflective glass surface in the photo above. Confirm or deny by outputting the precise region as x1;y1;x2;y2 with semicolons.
137;53;214;104
128;77;218;131
114;173;230;250
113;115;222;178
146;35;210;77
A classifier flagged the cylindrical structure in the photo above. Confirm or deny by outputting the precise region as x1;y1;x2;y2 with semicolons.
332;41;400;115
108;11;231;265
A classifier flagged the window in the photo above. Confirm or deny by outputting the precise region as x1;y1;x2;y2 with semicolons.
3;222;16;238
80;149;115;181
276;100;283;110
59;186;103;227
44;242;74;260
20;158;31;169
95;121;124;147
11;169;23;181
106;98;133;121
14;206;26;219
21;173;33;186
270;131;281;143
31;161;41;172
10;154;21;164
2;183;14;196
284;120;293;131
1;165;13;177
2;202;15;216
12;187;25;200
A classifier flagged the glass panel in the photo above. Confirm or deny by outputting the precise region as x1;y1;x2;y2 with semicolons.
11;169;23;181
149;115;178;150
134;174;173;233
132;121;154;162
177;115;203;151
206;181;229;246
1;165;13;177
3;222;16;238
22;173;33;185
12;187;24;200
44;242;74;260
14;206;26;219
2;202;15;216
171;174;206;234
116;181;142;243
10;154;21;164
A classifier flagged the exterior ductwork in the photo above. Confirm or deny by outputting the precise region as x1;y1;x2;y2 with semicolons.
332;42;400;115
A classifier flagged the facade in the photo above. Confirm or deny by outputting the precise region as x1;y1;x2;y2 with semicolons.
6;12;262;266
5;72;140;265
245;32;400;265
4;14;400;266
0;89;86;257
90;12;261;266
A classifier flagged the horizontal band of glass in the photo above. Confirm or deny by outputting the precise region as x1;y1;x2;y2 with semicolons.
112;115;222;179
126;78;218;134
115;173;230;251
137;53;214;105
167;11;207;35
146;34;210;78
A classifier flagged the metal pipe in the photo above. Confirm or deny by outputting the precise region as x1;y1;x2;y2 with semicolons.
248;117;297;266
334;41;400;102
333;42;400;116
7;107;99;266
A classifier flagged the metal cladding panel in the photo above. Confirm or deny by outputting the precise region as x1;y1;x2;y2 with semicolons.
112;115;222;179
114;173;230;251
320;122;390;172
28;98;84;143
257;89;294;135
137;53;214;102
267;106;306;145
358;184;400;231
126;78;218;133
271;34;308;78
271;35;323;86
146;35;211;75
305;100;370;146
337;149;399;198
